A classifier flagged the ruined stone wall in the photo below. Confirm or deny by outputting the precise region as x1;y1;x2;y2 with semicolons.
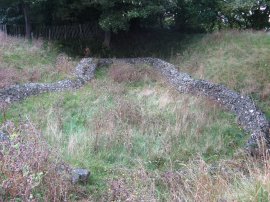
98;58;270;150
1;57;269;150
0;58;96;103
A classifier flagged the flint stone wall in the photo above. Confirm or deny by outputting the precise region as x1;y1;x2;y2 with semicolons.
0;57;269;150
0;58;96;103
97;58;270;149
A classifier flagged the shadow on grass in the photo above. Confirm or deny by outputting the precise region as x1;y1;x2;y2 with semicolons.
55;30;204;59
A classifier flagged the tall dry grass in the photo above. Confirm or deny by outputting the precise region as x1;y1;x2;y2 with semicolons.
173;30;270;99
108;61;161;84
25;63;247;200
0;121;77;201
0;31;77;88
2;32;270;201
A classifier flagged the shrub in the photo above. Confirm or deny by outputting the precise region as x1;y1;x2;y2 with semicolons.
0;121;74;201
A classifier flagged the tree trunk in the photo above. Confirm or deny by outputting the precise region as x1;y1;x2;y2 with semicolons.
22;3;31;39
159;16;164;29
103;31;111;48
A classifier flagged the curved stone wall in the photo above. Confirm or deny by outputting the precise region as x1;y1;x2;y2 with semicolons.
0;58;96;103
1;57;269;151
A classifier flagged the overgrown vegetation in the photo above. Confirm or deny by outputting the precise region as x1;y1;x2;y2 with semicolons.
1;30;270;201
0;32;77;88
173;30;270;119
0;121;76;201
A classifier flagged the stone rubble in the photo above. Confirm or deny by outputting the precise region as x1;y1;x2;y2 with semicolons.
71;169;91;184
0;58;97;103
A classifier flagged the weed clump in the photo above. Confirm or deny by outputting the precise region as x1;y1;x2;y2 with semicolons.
0;121;75;201
55;53;75;75
108;62;159;84
0;68;21;89
115;99;142;125
0;31;77;86
108;62;142;83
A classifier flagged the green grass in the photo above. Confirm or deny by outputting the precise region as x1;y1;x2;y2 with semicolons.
3;65;247;199
171;30;270;118
2;42;55;68
0;37;78;85
1;30;270;201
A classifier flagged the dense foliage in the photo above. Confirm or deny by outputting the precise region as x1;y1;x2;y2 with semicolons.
0;0;270;41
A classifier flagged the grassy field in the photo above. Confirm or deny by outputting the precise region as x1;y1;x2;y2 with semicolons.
0;32;78;88
1;30;270;201
172;30;270;119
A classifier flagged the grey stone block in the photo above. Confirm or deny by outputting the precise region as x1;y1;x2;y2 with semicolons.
72;168;91;184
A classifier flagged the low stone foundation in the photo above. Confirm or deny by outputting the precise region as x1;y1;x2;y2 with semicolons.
0;58;96;103
1;57;269;151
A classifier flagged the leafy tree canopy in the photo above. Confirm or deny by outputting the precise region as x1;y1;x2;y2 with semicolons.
0;0;270;39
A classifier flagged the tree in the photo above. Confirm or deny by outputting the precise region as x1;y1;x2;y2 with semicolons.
239;0;270;29
78;0;177;48
1;0;269;43
175;0;229;32
219;0;270;30
0;0;46;39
